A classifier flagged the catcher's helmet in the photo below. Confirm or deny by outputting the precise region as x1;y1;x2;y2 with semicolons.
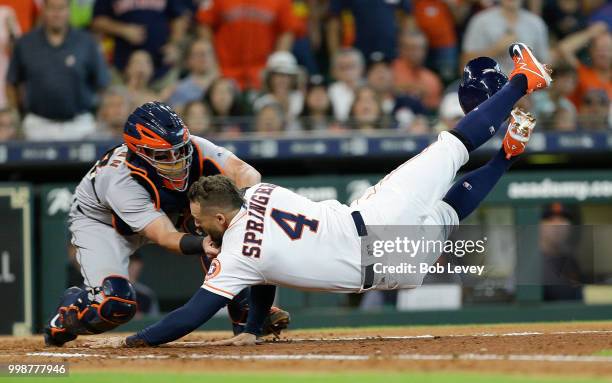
124;102;193;191
458;57;508;114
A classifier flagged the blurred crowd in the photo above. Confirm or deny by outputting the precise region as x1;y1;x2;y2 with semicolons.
0;0;610;142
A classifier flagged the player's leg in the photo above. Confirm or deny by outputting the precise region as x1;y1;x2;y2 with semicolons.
352;131;469;225
443;148;519;221
352;71;527;223
354;43;550;225
44;218;138;346
443;41;553;221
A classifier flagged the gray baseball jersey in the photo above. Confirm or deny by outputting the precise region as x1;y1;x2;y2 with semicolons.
69;136;233;287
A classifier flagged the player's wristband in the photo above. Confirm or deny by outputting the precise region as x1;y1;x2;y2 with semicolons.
179;234;205;255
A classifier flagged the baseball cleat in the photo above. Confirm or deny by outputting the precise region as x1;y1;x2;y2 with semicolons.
503;107;537;159
44;314;77;347
508;42;552;93
43;286;83;346
262;306;291;337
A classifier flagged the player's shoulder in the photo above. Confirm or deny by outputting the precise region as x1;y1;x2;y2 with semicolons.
190;135;224;154
95;147;149;191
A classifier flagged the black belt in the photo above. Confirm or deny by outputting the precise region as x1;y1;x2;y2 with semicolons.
352;211;374;290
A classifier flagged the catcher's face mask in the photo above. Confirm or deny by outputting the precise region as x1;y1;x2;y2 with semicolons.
139;140;193;191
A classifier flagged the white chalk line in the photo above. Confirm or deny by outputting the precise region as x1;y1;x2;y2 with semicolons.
176;329;612;346
19;351;612;363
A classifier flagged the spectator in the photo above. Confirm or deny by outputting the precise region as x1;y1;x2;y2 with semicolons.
291;0;323;76
552;104;578;131
366;51;426;126
0;0;39;34
299;74;334;131
326;0;412;61
348;86;385;131
254;51;304;130
433;92;463;133
7;0;110;141
0;107;17;141
539;202;584;302
123;50;158;110
203;77;244;135
543;0;587;39
531;63;578;131
588;1;612;31
91;0;188;81
558;25;611;109
392;30;443;110
196;0;299;90
254;100;285;135
413;0;458;82
461;0;549;74
366;52;395;116
578;89;610;130
94;85;131;139
329;48;365;122
0;4;20;108
165;39;218;110
182;100;212;137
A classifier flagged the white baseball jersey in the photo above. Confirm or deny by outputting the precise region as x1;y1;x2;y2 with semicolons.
203;131;469;299
203;183;364;299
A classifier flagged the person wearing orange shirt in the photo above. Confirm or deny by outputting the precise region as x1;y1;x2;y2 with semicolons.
196;0;299;91
413;0;458;82
391;30;443;111
0;0;39;34
557;22;611;110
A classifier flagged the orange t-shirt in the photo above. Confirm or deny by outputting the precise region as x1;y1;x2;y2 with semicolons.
197;0;298;90
413;0;456;49
0;0;38;34
392;59;443;109
571;63;612;109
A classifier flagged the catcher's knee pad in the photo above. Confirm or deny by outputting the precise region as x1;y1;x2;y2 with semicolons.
61;276;137;335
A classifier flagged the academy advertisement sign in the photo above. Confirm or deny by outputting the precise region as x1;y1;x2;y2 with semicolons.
507;178;612;201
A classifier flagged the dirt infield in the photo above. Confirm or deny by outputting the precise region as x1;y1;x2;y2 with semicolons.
2;322;612;379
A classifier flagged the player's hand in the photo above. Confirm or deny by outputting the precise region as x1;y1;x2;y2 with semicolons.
84;336;127;349
205;332;261;346
122;24;146;45
203;235;220;258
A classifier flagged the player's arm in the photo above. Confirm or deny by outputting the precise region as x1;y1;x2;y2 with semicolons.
141;215;218;257
195;137;261;188
91;16;146;45
125;288;230;347
223;154;261;189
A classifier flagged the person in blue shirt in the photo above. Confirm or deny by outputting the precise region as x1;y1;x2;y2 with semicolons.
327;0;413;61
91;0;189;81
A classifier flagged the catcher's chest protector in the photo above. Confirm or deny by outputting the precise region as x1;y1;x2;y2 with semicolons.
112;145;223;235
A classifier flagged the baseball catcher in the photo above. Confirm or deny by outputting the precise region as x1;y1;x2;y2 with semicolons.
44;102;289;346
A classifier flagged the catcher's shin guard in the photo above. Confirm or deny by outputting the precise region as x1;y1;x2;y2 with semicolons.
44;276;137;346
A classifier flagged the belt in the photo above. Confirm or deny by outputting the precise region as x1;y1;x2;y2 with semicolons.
352;211;374;290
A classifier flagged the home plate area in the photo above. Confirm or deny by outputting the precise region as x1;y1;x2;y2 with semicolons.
2;322;612;377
